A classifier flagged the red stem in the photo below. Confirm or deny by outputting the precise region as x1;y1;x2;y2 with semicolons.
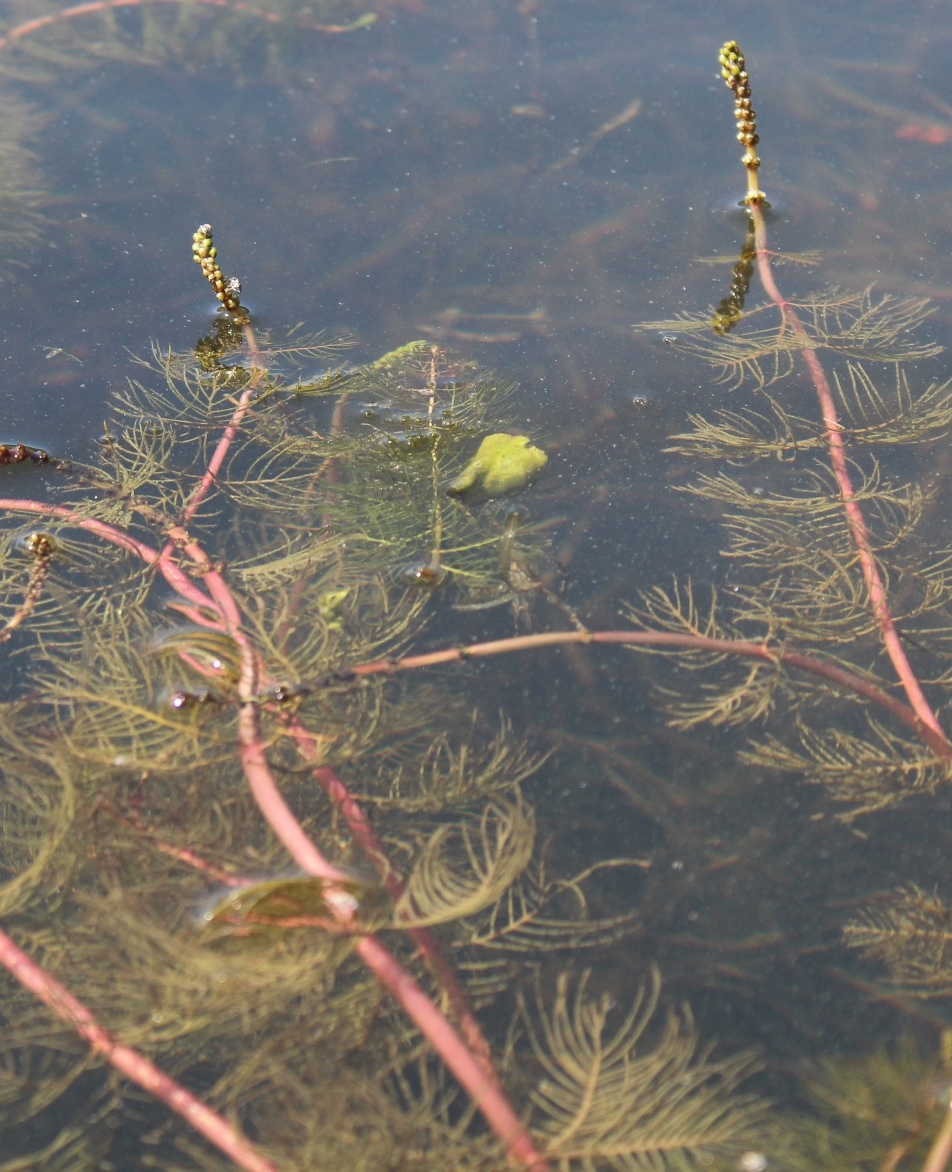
355;934;545;1170
923;1106;952;1172
0;0;371;53
158;377;549;1167
214;587;547;1165
0;498;218;613
748;202;948;745
0;927;276;1172
0;390;548;1162
0;492;943;755
346;629;952;759
297;745;497;1078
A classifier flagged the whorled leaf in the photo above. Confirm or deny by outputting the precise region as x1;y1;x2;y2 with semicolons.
524;968;766;1170
395;797;535;928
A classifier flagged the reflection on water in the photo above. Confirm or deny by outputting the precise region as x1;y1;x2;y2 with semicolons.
2;0;952;1166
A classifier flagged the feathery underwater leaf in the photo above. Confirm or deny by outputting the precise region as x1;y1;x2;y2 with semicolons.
524;969;765;1169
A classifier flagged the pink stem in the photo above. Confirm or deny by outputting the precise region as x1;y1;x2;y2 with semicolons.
103;803;249;886
0;0;370;53
0;494;940;756
345;629;952;759
0;926;276;1172
0;348;547;1163
923;1107;952;1172
0;499;161;564
356;934;546;1170
180;335;261;530
214;590;547;1163
0;498;218;613
296;742;497;1077
162;456;549;1164
0;498;540;1160
748;202;947;743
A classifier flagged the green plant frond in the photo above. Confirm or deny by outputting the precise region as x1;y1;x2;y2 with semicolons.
36;622;238;771
222;429;336;521
358;719;545;813
1;0;374;80
118;325;341;443
666;362;952;464
104;411;176;476
462;857;645;954
665;402;822;462
523;968;765;1169
370;340;433;368
228;529;341;591
639;306;793;390
378;1051;506;1170
740;719;952;817
231;1048;503;1172
686;461;923;519
833;362;952;445
0;1046;98;1127
215;356;551;607
655;658;784;731
348;349;511;432
694;249;822;268
0;88;48;279
120;351;249;433
624;581;792;727
625;580;732;651
0;1085;116;1172
0;746;76;919
798;288;941;361
30;889;374;1059
0;524;153;659
641;289;940;390
394;796;535;928
736;573;877;645
721;495;924;573
843;884;952;996
777;1037;951;1170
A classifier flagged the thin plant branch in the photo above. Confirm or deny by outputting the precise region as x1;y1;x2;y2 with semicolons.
0;926;276;1172
719;40;948;747
0;0;375;55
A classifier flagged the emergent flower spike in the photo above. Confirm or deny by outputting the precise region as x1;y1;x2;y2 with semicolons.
718;40;766;205
192;223;243;313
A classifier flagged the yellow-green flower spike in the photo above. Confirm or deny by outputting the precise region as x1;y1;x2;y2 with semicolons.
718;41;766;206
191;224;243;313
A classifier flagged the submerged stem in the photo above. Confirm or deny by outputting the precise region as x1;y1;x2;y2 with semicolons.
923;1105;952;1172
348;628;952;759
0;927;276;1172
747;201;948;745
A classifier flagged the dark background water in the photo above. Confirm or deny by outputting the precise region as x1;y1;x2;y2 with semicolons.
6;0;952;598
5;0;952;1158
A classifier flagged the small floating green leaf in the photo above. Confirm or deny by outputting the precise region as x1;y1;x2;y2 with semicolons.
447;433;548;497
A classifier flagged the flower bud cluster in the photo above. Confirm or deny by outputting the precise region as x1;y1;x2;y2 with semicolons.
192;224;242;313
718;41;760;168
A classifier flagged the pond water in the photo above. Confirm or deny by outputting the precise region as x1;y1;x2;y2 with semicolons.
3;0;952;1168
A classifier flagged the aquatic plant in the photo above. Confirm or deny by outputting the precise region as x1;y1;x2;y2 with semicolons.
0;200;775;1166
635;39;952;1171
4;5;952;1167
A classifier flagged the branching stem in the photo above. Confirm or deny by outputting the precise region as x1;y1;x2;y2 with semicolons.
0;926;276;1172
747;201;948;745
347;629;952;760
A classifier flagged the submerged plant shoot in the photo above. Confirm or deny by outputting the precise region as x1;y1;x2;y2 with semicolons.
3;3;952;1170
